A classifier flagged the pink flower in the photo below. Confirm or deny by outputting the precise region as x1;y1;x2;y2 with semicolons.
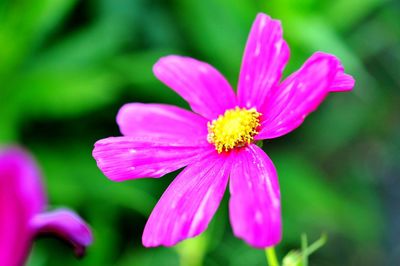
0;147;93;265
93;13;354;248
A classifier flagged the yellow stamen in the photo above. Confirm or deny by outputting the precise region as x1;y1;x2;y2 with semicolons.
207;107;261;153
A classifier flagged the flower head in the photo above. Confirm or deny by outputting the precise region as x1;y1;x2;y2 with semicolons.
93;13;354;248
0;147;93;265
207;107;261;153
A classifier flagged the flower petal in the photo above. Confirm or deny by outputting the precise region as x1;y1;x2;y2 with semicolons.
229;145;281;248
237;13;290;110
30;209;93;257
153;55;237;120
117;103;208;143
330;71;355;92
142;152;231;247
257;52;352;139
93;137;213;181
0;148;46;265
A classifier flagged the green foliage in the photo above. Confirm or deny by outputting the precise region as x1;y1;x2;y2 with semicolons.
0;0;397;265
281;234;327;266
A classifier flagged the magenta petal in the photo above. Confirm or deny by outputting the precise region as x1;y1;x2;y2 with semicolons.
0;148;46;265
93;137;213;181
257;52;349;139
142;153;231;247
229;145;281;248
237;13;290;110
153;55;237;120
117;103;208;142
330;72;355;92
30;209;93;257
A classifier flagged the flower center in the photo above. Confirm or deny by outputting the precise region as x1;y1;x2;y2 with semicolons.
207;107;261;153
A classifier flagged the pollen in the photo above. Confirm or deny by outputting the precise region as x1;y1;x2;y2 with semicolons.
207;107;261;153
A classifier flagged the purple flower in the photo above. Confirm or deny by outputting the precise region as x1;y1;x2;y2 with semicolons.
0;147;93;265
93;13;354;248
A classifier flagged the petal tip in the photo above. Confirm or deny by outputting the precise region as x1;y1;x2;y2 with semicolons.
31;209;93;258
153;55;181;75
255;12;283;30
231;223;282;249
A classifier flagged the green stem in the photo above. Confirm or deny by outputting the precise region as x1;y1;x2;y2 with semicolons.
304;234;327;256
301;234;308;266
265;247;280;266
176;235;207;266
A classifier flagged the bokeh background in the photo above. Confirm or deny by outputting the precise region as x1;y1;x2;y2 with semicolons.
1;0;399;265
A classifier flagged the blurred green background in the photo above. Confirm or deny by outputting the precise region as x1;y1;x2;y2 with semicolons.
1;0;399;265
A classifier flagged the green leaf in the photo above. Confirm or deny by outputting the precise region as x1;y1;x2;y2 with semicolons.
16;66;120;117
0;0;77;76
9;19;133;118
326;0;388;30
